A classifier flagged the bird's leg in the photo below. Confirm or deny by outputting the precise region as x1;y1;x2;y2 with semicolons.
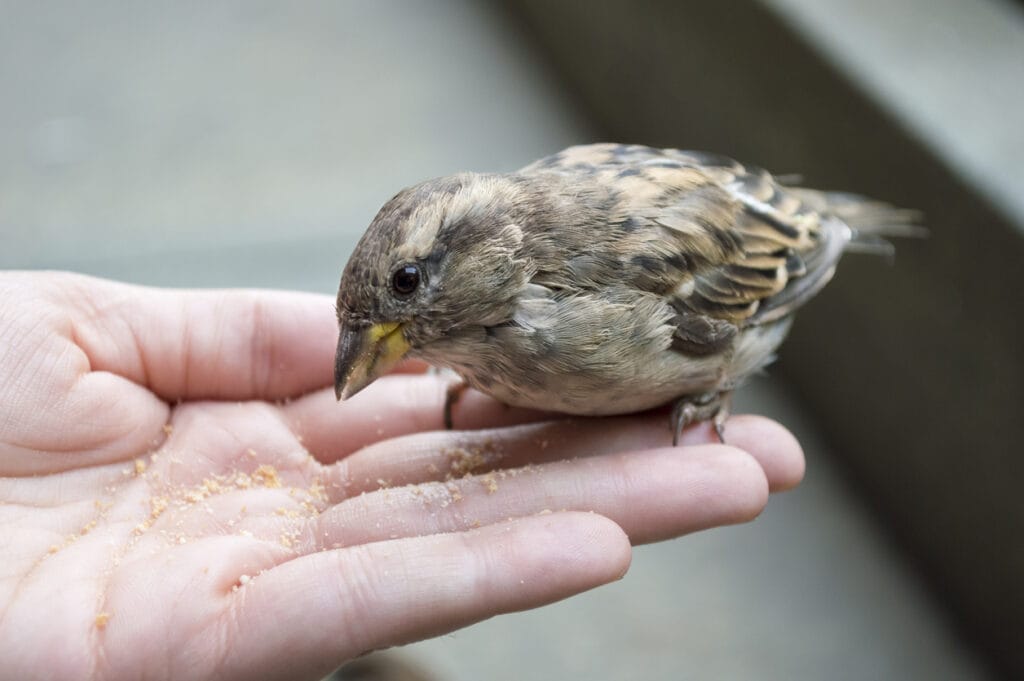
670;400;698;446
670;392;729;446
427;365;467;430
712;390;733;444
443;380;468;431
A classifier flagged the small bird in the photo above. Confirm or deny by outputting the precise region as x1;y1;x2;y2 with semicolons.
334;143;917;443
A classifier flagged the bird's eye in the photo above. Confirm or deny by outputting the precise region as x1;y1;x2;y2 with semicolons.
391;264;421;296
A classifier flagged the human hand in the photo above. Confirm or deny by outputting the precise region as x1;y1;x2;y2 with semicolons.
0;271;803;681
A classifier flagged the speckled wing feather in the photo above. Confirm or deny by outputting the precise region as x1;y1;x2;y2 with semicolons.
518;143;886;355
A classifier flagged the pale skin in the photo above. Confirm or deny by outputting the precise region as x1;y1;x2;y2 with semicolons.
0;272;804;681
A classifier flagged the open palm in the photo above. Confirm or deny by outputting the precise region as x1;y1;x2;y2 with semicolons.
0;272;803;681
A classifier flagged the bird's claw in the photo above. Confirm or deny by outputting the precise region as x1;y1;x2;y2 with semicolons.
670;391;732;445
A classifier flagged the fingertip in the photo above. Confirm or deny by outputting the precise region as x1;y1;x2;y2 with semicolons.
549;511;633;582
642;442;770;528
701;443;771;524
724;415;806;492
606;443;771;544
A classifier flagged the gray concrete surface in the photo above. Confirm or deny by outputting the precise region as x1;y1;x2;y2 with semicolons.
764;0;1024;229
1;2;992;679
0;0;591;273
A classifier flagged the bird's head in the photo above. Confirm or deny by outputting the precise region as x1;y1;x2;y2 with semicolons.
333;173;530;400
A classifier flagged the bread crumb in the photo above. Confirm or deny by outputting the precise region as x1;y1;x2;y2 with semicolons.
95;612;111;629
126;462;329;548
48;544;59;554
308;478;327;502
246;448;257;458
150;496;168;520
252;464;281;488
446;447;486;478
481;473;499;494
444;439;503;480
162;423;174;436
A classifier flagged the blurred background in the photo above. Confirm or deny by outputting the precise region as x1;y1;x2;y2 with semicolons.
2;1;1021;679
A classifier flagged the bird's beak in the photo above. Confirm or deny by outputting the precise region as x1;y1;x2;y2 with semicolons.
334;321;411;401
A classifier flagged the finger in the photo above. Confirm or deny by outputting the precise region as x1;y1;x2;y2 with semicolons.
60;273;338;401
720;416;804;491
2;370;170;476
281;374;552;463
331;413;803;496
228;512;630;680
388;358;433;375
317;442;768;549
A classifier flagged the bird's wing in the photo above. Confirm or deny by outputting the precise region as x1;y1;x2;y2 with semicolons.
519;143;677;173
520;143;857;353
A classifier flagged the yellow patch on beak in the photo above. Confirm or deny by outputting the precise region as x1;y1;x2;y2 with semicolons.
334;321;411;400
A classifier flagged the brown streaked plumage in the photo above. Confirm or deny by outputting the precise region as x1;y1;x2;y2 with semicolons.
334;143;918;443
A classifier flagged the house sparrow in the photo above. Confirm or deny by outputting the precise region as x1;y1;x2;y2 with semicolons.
334;143;917;444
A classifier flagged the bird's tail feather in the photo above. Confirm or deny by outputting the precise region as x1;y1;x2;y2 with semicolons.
791;188;926;255
823;191;925;241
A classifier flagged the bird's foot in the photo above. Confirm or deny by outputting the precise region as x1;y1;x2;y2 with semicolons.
670;391;733;445
443;380;468;430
